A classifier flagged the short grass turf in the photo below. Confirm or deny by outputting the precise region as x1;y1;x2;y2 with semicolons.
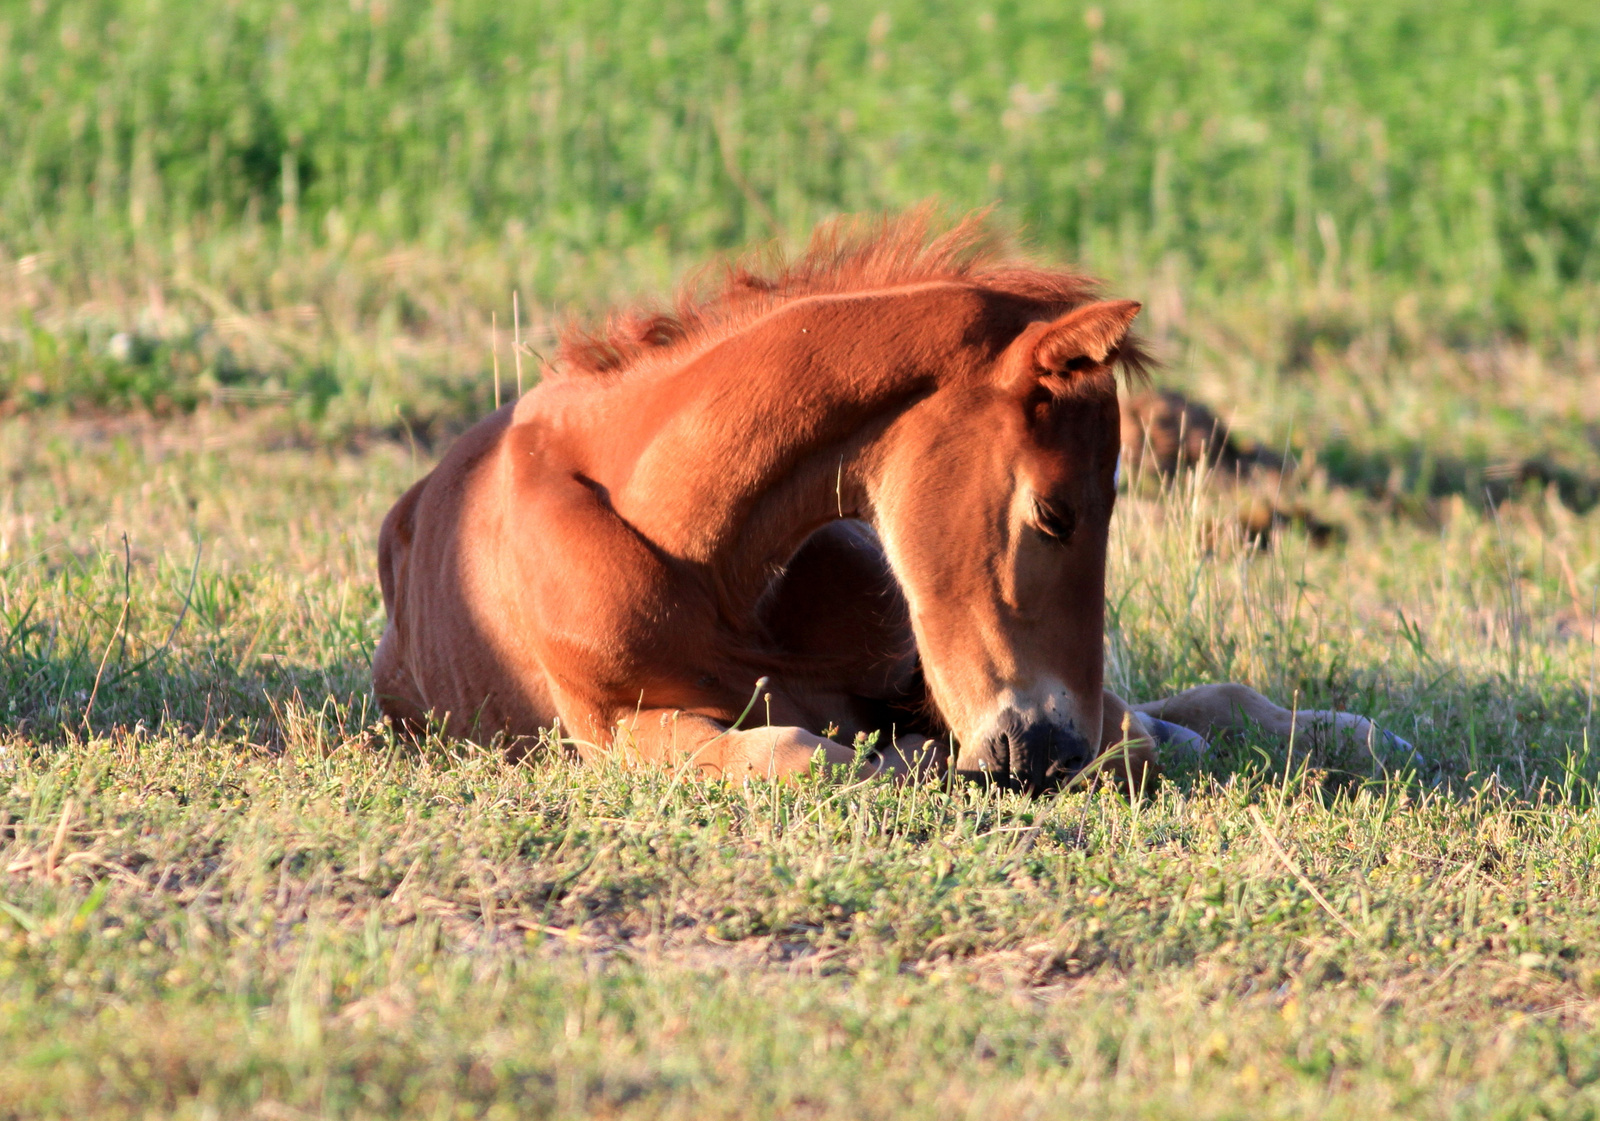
5;415;1600;1119
6;0;1600;1114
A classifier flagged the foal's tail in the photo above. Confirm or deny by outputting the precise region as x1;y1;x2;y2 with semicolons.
377;474;428;618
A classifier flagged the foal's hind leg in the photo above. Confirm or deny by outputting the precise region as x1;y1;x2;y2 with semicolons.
1131;683;1412;754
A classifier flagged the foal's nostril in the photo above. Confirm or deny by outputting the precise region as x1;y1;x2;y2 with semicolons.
990;713;1093;792
1004;721;1051;791
1052;727;1094;778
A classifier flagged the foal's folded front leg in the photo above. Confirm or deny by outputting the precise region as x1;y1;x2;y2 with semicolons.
615;708;946;782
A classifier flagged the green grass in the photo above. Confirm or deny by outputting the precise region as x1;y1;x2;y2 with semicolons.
4;0;1600;434
4;414;1600;1117
6;0;1600;514
7;0;1600;294
6;0;1600;1114
7;721;1600;1119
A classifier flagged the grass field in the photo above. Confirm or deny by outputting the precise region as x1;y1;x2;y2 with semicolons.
4;412;1600;1117
6;0;1600;1116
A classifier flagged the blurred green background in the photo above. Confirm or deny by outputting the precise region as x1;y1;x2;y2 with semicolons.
3;0;1598;433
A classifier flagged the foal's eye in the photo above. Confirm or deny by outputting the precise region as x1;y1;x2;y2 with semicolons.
1031;498;1076;544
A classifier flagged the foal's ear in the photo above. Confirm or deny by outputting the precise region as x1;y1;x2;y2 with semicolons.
1030;300;1142;377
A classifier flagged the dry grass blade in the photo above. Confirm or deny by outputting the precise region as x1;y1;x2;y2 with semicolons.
42;797;75;879
80;535;132;729
1246;805;1359;939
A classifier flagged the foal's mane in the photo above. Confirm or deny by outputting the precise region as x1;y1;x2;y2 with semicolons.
554;207;1151;382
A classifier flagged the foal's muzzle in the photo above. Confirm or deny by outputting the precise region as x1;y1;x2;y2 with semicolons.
963;711;1094;793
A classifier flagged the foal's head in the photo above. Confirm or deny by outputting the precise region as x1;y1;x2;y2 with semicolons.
873;297;1143;791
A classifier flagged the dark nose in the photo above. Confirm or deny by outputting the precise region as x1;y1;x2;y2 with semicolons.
968;711;1094;793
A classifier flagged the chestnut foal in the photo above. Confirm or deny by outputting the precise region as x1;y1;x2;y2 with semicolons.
374;214;1406;790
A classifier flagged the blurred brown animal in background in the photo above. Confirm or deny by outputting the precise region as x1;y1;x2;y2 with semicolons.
1120;389;1283;480
1120;389;1337;546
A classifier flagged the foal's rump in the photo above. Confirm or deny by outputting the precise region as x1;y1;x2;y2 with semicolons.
372;404;560;739
376;473;426;621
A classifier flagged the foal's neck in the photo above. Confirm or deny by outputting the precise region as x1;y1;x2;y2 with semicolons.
588;286;982;596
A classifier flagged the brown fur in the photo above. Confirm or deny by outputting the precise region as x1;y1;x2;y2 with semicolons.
375;210;1404;791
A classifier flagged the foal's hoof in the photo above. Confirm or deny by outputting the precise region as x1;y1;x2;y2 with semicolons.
1374;727;1427;771
1142;717;1210;756
1341;716;1423;769
1378;728;1412;753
